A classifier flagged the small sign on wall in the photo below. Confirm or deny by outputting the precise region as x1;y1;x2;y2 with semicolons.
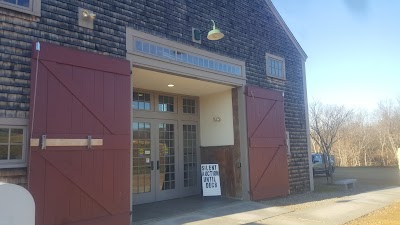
201;164;221;196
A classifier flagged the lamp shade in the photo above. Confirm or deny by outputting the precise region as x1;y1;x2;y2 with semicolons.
207;20;224;41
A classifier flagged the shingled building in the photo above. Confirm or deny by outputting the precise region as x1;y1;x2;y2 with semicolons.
0;0;312;224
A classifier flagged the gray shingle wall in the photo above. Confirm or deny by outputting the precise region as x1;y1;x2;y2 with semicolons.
0;0;309;194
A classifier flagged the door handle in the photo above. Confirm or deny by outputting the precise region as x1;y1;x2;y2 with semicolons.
150;161;154;170
157;161;160;170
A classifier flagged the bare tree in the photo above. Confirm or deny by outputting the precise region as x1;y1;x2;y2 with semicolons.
375;100;400;166
309;101;353;183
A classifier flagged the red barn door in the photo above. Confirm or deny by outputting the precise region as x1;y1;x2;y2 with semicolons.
246;86;289;200
28;42;131;225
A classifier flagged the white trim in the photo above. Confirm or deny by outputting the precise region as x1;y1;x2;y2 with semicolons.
0;0;41;16
302;59;314;192
237;86;250;200
0;118;28;126
265;0;307;60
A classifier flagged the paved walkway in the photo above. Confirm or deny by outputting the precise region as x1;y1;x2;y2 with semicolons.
135;187;400;225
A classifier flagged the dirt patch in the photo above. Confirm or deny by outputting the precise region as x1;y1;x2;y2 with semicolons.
345;201;400;225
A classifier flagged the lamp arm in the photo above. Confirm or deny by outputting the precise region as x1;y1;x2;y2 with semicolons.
210;20;216;29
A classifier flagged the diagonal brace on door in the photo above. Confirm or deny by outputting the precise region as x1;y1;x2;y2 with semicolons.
252;146;282;191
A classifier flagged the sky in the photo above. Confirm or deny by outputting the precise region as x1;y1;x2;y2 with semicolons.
271;0;400;111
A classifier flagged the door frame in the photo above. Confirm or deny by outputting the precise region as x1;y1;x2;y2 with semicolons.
131;118;156;205
154;119;180;202
178;120;201;197
131;90;201;204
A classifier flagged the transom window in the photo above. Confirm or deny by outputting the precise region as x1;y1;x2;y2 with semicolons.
266;54;285;79
134;39;242;76
158;95;174;112
132;91;199;116
0;127;25;166
1;0;29;8
133;92;151;110
183;98;196;114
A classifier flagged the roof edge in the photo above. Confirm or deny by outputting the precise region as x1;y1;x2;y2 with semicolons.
265;0;308;61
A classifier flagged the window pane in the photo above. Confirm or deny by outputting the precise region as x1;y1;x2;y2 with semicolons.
143;43;149;53
158;95;174;112
17;0;29;7
0;128;8;143
4;0;17;4
10;129;23;143
183;124;197;187
132;122;151;194
0;145;8;160
133;40;240;76
150;44;156;55
133;92;151;110
183;98;196;114
135;40;143;51
9;145;22;160
157;46;163;57
268;57;284;78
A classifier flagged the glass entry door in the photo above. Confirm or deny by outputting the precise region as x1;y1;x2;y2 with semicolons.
132;119;179;205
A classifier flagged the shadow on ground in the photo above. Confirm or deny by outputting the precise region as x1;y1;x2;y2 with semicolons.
260;167;400;209
132;167;400;224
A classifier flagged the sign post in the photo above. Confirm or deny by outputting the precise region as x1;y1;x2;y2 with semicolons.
201;164;221;197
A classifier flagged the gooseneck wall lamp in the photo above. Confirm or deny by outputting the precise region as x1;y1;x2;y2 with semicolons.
207;20;225;41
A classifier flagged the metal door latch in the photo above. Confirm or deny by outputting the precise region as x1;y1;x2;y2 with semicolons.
41;135;47;150
88;136;92;149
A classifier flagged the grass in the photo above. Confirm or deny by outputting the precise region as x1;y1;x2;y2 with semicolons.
345;201;400;225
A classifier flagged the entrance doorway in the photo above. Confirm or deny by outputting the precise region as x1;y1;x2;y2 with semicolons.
131;67;237;204
132;91;200;205
132;119;179;204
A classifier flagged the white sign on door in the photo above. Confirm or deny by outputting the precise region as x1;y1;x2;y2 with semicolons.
201;164;221;196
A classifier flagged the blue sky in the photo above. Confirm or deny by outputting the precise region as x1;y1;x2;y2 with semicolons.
271;0;400;111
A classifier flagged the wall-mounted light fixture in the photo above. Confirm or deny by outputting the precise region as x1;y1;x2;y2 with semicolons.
207;20;224;41
78;8;96;29
82;9;96;20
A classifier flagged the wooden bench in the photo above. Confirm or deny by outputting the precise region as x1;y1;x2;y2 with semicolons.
334;179;357;190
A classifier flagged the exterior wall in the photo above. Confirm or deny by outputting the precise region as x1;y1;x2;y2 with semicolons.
0;168;27;187
200;90;234;147
0;0;309;194
201;89;242;198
